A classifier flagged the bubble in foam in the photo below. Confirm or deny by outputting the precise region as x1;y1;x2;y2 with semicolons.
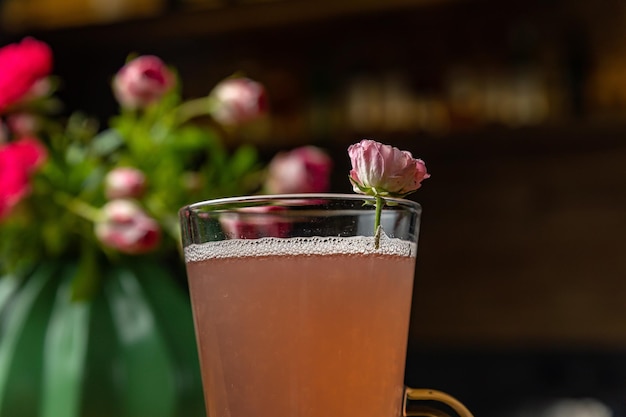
184;234;416;263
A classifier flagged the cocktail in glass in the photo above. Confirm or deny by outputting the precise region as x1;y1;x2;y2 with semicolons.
179;194;473;417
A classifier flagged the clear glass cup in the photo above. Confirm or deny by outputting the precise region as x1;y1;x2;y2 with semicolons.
179;194;474;417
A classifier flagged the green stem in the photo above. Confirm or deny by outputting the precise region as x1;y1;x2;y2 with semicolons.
54;193;103;223
174;96;215;125
374;195;384;249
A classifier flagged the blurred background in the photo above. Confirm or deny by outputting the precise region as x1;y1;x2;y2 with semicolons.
2;0;626;415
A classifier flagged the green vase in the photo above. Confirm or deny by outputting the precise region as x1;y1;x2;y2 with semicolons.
0;259;206;417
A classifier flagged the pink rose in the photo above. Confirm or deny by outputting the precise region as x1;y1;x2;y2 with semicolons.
105;167;146;199
112;55;175;109
0;137;48;219
219;206;290;239
348;139;430;198
95;199;161;254
265;146;332;194
0;38;53;112
209;77;268;125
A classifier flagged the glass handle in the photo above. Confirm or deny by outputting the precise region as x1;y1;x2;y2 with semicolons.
404;388;475;417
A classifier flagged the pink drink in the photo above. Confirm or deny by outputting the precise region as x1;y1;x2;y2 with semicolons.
185;236;416;417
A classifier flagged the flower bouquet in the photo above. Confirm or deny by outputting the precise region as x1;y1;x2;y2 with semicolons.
0;38;331;417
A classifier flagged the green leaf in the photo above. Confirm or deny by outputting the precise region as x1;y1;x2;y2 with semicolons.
0;264;57;415
66;143;87;165
71;246;101;301
80;165;106;195
41;266;91;417
105;266;177;417
131;262;206;416
0;275;21;311
171;125;219;151
65;112;99;141
80;280;121;416
90;128;125;156
229;144;259;177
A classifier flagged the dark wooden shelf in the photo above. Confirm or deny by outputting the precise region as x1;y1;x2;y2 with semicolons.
4;0;467;44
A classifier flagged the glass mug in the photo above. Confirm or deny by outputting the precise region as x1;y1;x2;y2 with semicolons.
179;194;474;417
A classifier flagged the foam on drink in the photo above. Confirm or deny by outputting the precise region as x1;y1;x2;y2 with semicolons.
184;235;417;261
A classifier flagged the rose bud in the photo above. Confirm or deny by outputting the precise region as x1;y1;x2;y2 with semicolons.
95;199;161;254
112;55;175;110
7;113;39;137
265;146;333;194
104;167;146;199
0;137;47;220
348;139;429;198
209;77;268;125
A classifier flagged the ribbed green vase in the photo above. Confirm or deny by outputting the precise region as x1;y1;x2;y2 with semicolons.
0;260;206;417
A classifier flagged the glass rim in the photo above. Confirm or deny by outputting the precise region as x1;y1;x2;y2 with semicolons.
181;193;422;212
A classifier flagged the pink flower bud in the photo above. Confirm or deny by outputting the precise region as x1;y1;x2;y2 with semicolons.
112;55;175;110
265;146;332;194
24;78;52;100
219;206;290;239
348;139;430;198
95;199;161;254
0;38;53;112
0;137;47;220
209;77;268;125
105;167;146;199
7;113;39;137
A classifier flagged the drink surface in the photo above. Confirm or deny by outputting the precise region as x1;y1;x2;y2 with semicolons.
186;236;416;417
